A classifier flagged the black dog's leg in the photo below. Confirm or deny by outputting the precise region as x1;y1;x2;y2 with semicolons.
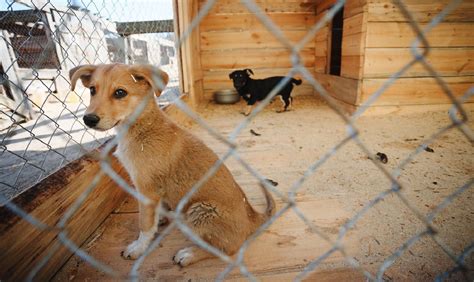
283;97;291;111
243;97;257;116
276;95;292;113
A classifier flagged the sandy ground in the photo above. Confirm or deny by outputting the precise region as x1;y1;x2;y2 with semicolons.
55;96;473;281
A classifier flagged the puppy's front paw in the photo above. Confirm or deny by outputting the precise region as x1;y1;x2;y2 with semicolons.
173;247;195;267
121;232;153;260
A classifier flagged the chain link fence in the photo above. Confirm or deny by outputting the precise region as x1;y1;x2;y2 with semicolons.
0;0;473;280
0;0;180;199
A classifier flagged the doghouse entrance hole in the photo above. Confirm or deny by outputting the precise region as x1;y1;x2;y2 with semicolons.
329;6;344;76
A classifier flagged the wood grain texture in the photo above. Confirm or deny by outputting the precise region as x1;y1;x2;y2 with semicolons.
0;148;129;281
55;197;363;281
341;55;365;79
367;0;474;22
366;22;474;48
345;0;367;18
199;0;316;14
199;12;316;32
360;76;474;105
178;0;204;107
343;12;366;36
200;30;314;51
201;49;315;70
314;73;360;104
363;48;474;78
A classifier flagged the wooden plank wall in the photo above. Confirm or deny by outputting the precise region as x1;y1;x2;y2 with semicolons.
176;0;205;109
313;0;367;106
360;0;474;106
198;0;317;100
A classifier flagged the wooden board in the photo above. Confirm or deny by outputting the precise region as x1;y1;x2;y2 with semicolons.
344;0;367;19
200;12;316;32
367;0;474;22
200;0;316;14
343;12;366;36
342;32;365;56
359;76;474;106
0;148;129;281
315;25;329;42
314;18;329;74
314;73;360;105
177;0;204;107
315;0;367;19
201;49;315;70
200;30;314;51
314;11;367;79
363;48;474;78
340;13;366;79
315;40;328;57
315;0;337;15
341;55;365;79
315;56;328;73
366;22;474;48
55;196;364;281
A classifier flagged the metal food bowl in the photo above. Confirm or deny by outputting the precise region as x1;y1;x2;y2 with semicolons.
214;89;240;104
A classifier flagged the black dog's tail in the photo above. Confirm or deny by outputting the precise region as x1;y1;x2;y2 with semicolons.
292;78;302;86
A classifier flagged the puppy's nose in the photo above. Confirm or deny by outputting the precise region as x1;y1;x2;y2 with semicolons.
83;114;100;128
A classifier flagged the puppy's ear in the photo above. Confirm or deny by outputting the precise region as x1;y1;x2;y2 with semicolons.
245;69;254;76
229;71;235;79
69;64;97;90
129;64;169;96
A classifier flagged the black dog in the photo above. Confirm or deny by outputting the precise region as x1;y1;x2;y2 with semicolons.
229;69;302;115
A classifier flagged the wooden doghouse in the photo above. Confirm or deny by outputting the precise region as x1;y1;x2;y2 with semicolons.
181;0;474;112
1;0;473;280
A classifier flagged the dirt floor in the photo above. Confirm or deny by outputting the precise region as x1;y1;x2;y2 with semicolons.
55;96;473;281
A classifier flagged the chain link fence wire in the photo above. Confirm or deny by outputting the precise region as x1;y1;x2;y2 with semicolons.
0;0;180;199
0;0;473;281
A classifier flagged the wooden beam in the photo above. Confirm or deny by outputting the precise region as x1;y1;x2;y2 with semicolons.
344;0;367;19
366;22;474;48
363;48;474;78
360;76;474;106
314;73;360;105
199;0;316;14
315;0;337;15
201;49;315;70
0;145;130;281
199;13;316;32
200;30;314;51
176;0;204;109
367;0;474;22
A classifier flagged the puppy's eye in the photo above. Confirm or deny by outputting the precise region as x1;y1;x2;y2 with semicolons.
90;86;96;96
114;89;127;99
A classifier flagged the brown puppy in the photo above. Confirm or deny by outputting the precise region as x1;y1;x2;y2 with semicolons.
69;64;275;266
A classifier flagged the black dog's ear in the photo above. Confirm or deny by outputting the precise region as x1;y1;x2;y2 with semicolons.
245;69;254;76
229;71;235;79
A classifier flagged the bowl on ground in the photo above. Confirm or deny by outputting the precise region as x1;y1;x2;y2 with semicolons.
214;89;240;104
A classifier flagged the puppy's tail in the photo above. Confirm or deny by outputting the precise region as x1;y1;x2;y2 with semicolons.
252;179;277;229
291;78;302;86
261;179;276;217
